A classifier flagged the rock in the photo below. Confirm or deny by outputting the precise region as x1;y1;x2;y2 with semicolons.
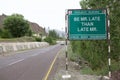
99;76;110;80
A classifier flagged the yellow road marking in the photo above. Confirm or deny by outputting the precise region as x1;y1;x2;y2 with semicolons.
43;49;61;80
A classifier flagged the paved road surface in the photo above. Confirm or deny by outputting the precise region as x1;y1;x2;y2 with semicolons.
0;44;63;80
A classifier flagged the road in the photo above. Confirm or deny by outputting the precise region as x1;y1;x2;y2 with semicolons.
0;44;63;80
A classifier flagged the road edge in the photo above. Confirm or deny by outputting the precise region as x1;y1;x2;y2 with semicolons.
43;47;62;80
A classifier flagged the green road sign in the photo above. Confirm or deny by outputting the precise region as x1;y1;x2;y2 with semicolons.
67;9;107;40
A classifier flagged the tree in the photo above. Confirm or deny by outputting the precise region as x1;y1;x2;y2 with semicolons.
3;14;31;38
48;30;59;39
80;0;89;9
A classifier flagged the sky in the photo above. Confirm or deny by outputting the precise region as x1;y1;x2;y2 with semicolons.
0;0;81;31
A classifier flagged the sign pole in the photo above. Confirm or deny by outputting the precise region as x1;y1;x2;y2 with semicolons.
65;27;68;72
107;7;111;78
65;13;68;72
62;11;71;79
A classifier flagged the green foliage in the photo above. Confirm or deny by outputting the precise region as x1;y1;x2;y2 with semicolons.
48;30;59;39
80;66;94;75
44;37;56;45
3;14;32;38
35;37;42;42
71;41;108;70
44;30;59;45
80;0;89;9
26;29;32;37
80;60;120;75
0;29;12;38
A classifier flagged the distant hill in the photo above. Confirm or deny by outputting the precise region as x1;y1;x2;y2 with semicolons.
29;22;46;36
0;14;46;36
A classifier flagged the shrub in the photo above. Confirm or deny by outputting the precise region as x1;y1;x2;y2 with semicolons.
44;37;56;45
0;29;12;38
35;37;41;42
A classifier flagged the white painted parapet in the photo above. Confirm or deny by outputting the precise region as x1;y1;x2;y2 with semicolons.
0;42;49;54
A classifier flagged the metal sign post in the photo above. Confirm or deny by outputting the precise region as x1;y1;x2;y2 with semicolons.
107;7;111;78
62;11;71;79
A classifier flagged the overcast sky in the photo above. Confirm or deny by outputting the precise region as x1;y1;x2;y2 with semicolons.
0;0;81;31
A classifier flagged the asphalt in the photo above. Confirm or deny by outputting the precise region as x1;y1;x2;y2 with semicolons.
0;44;63;80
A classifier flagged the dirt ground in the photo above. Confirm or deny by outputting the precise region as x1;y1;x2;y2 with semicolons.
110;70;120;80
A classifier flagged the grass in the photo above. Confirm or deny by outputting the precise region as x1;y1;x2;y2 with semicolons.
78;59;120;76
80;66;94;75
0;36;36;42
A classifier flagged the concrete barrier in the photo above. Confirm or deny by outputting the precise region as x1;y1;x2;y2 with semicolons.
0;42;49;54
0;44;3;55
